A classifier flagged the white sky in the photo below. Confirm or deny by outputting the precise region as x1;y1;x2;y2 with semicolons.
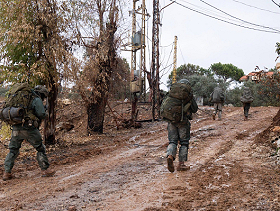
120;0;280;91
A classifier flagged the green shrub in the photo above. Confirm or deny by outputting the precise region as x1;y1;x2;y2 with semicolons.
0;122;11;140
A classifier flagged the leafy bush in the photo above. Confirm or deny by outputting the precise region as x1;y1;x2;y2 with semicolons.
0;122;11;140
226;87;243;107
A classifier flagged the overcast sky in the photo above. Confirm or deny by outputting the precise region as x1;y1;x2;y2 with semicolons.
121;0;280;91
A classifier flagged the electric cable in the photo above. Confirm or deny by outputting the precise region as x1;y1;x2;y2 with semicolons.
179;0;244;22
198;0;280;33
272;0;280;8
178;41;187;66
231;0;280;14
174;1;280;34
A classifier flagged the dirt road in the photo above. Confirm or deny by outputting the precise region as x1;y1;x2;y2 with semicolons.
1;106;280;211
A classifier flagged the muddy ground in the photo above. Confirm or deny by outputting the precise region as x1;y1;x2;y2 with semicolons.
1;100;280;211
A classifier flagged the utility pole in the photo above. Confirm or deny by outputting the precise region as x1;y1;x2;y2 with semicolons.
151;0;160;120
140;0;147;101
172;36;178;84
130;0;147;121
131;0;138;82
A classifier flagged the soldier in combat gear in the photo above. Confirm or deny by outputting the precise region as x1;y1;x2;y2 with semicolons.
3;85;55;181
166;79;198;172
210;86;225;121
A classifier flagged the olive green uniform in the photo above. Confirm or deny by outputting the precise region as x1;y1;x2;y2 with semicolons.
210;87;225;120
4;97;49;173
166;98;198;162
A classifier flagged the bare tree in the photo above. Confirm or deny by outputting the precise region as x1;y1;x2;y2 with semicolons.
72;0;120;134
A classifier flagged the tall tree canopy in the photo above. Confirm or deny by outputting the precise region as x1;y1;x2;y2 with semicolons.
210;62;244;82
167;63;209;87
0;0;75;144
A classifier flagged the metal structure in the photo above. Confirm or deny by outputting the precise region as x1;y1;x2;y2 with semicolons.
131;0;138;83
130;0;147;120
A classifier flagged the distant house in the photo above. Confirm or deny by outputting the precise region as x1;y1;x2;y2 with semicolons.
239;70;274;83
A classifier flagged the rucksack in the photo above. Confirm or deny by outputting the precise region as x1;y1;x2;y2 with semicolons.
169;82;193;103
160;82;193;123
211;87;224;103
0;83;38;125
240;88;253;103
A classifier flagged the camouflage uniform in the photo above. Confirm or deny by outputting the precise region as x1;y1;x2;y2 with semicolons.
243;103;250;118
241;87;253;120
4;94;50;173
210;87;225;120
166;97;198;163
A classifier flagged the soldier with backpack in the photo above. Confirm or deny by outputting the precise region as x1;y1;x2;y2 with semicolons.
240;86;253;121
160;78;198;172
0;83;55;181
210;86;225;121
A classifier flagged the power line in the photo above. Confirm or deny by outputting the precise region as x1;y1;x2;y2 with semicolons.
199;0;280;33
272;0;280;8
174;1;280;34
178;41;187;65
232;0;280;14
179;0;246;22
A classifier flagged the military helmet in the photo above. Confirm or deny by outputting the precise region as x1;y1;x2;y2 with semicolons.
34;85;49;98
178;78;190;85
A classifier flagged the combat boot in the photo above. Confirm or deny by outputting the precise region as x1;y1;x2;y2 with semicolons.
177;162;190;171
3;172;13;181
41;169;56;177
167;155;174;173
212;114;215;120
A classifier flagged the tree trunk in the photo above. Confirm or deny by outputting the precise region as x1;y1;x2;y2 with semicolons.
87;96;107;134
44;82;57;145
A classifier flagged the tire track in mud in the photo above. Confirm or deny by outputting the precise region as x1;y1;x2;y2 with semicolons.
153;107;280;211
1;122;170;211
1;107;279;211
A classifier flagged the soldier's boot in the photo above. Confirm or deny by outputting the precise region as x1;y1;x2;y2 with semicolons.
41;169;56;177
212;114;216;120
244;116;248;121
177;162;190;171
167;155;175;173
3;172;13;181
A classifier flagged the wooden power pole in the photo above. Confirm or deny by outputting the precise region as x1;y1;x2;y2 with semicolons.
151;0;160;120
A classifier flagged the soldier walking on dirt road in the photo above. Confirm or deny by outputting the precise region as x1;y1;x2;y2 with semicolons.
240;87;253;121
1;84;55;181
210;86;225;121
163;79;198;172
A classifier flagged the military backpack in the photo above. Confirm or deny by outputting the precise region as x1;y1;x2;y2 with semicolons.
240;88;253;103
160;82;193;123
0;83;38;125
